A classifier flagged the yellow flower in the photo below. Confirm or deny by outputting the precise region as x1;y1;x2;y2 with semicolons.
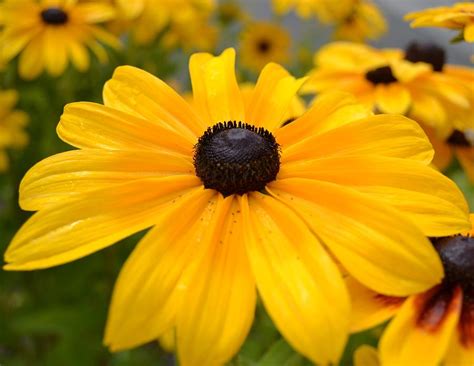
0;90;29;172
112;0;216;47
240;21;291;72
303;42;474;179
348;214;474;366
4;49;470;365
354;345;379;366
333;0;387;42
406;2;474;43
0;0;120;79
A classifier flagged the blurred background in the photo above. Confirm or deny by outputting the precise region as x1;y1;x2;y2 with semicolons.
1;0;472;365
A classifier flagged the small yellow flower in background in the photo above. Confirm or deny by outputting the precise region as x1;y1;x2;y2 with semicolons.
333;0;387;42
303;42;474;180
112;0;216;49
3;48;470;365
0;90;29;172
406;2;474;43
271;0;352;24
348;214;474;366
0;0;120;80
240;21;291;72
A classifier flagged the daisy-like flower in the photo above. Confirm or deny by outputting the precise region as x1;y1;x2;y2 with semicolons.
348;214;474;366
4;49;470;365
333;0;387;43
239;21;291;73
405;2;474;43
0;90;29;172
302;41;474;179
110;0;216;46
0;0;120;80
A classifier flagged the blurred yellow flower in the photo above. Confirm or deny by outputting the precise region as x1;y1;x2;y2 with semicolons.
333;0;387;42
240;21;291;72
303;42;474;179
4;48;469;364
406;2;474;43
112;0;216;48
348;214;474;366
272;0;352;23
0;90;29;172
0;0;120;79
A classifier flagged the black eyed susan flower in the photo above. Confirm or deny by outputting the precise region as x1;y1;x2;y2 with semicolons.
348;214;474;366
0;0;119;79
4;49;470;365
240;21;291;73
303;41;474;180
333;0;387;43
0;90;29;172
405;2;474;43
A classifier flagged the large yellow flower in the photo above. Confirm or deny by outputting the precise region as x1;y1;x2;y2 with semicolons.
348;214;474;366
0;90;29;172
0;0;120;79
303;42;474;179
4;49;470;365
406;2;474;43
239;21;291;73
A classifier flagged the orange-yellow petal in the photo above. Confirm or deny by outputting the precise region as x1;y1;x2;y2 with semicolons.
380;287;462;366
57;102;194;154
4;176;202;270
375;83;411;114
279;155;470;236
19;149;194;211
280;114;434;165
456;147;474;183
176;195;256;366
268;178;443;296
241;193;350;365
189;48;245;127
245;63;307;132
104;189;216;351
103;65;204;138
346;277;404;333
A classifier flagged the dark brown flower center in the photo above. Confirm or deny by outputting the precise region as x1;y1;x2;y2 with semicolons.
193;121;280;196
432;235;474;291
365;65;397;85
257;40;271;53
404;41;446;72
41;7;68;25
446;129;472;147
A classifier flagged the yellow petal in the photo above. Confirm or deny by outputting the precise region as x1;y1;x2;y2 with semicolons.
73;3;116;23
18;32;45;80
445;319;474;366
103;65;204;138
0;24;40;62
354;345;380;366
464;23;474;42
57;102;194;154
19;149;194;211
275;91;372;147
44;28;68;77
4;176;202;270
279;155;470;236
241;193;350;365
176;195;256;366
346;277;404;333
68;40;89;72
245;63;307;132
268;178;443;296
409;92;447;131
189;48;245;127
280;114;433;165
380;287;462;366
375;84;411;114
104;189;217;351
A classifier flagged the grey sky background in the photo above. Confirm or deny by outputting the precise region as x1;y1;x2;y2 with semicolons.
237;0;473;65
